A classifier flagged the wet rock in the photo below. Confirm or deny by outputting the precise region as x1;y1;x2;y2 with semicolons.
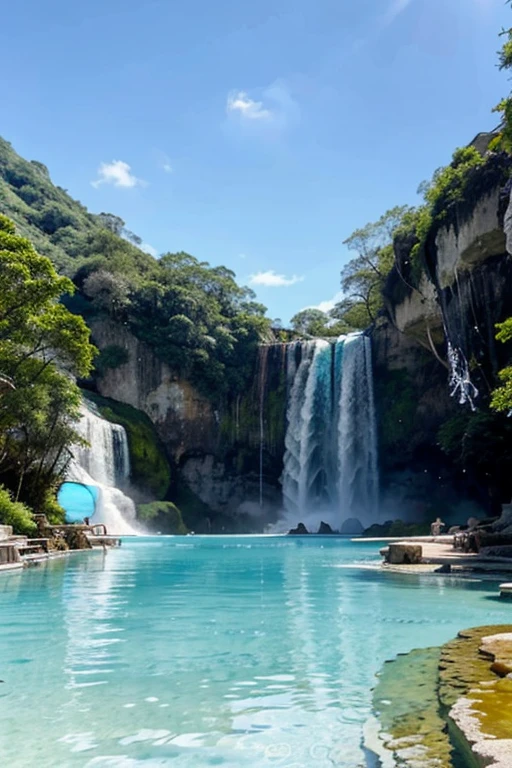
340;518;364;535
386;543;422;565
441;627;512;768
479;545;512;559
317;521;335;534
492;504;512;535
287;523;309;535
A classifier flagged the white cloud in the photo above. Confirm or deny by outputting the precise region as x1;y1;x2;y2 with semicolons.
383;0;413;25
92;160;145;189
163;162;173;173
141;242;158;257
227;91;272;120
226;81;299;135
249;270;304;288
239;253;247;260
308;292;343;314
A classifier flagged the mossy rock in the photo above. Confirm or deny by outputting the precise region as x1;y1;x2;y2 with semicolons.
137;501;188;535
82;390;171;499
372;646;456;766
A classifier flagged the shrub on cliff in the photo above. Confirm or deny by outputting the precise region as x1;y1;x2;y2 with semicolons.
491;318;512;413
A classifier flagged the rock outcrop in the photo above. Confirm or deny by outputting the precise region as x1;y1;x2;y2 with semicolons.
370;624;512;768
376;155;512;519
90;318;216;460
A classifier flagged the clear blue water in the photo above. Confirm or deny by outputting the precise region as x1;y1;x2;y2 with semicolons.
0;536;510;767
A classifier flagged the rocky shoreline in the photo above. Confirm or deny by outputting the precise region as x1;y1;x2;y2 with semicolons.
368;625;512;768
0;520;120;573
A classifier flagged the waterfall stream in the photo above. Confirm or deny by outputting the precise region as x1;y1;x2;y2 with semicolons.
66;404;139;536
280;332;379;530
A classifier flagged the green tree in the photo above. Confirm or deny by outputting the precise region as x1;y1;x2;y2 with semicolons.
0;215;96;509
290;308;329;337
491;2;512;152
336;207;410;328
491;318;512;412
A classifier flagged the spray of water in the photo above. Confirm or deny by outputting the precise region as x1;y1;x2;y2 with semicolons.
280;333;379;530
70;404;139;536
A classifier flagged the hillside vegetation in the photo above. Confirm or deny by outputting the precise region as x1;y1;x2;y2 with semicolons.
0;137;272;399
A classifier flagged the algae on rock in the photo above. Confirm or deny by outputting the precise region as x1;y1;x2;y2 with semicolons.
82;390;172;499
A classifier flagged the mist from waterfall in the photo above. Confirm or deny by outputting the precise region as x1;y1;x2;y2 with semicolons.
280;332;379;531
67;404;139;536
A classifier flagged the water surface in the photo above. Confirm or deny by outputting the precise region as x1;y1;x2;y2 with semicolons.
0;536;509;767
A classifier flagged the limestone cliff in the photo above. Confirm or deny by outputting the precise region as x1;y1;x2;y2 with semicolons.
89;319;284;528
88;154;512;528
377;155;512;518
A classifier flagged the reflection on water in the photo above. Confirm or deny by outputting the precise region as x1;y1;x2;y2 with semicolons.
0;537;508;767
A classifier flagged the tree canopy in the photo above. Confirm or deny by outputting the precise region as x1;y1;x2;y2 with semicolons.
330;206;410;331
491;318;512;413
0;215;96;520
0;137;272;399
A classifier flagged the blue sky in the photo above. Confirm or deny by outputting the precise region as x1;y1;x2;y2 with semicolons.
2;0;510;323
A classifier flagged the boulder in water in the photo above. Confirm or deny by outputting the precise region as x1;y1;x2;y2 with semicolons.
288;522;310;535
340;518;364;535
317;521;335;534
386;543;423;565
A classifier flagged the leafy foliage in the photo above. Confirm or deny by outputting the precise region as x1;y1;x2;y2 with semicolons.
334;207;411;330
94;344;130;374
491;3;512;153
289;308;352;337
0;215;95;511
0;485;37;535
491;318;512;412
0;138;272;400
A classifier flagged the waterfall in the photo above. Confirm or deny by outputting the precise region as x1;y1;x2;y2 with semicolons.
280;332;379;530
67;404;139;536
257;346;269;508
337;333;379;523
75;407;131;487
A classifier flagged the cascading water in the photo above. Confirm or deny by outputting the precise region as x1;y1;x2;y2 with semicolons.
337;334;379;523
75;406;131;487
66;404;139;536
280;332;379;530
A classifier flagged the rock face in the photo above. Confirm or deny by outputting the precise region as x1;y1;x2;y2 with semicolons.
434;186;506;289
386;543;423;565
288;523;309;535
90;319;283;526
89;153;512;529
441;626;512;768
91;319;216;460
317;521;335;534
377;157;512;520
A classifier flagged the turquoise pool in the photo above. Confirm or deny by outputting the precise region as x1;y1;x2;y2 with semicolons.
0;536;509;767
